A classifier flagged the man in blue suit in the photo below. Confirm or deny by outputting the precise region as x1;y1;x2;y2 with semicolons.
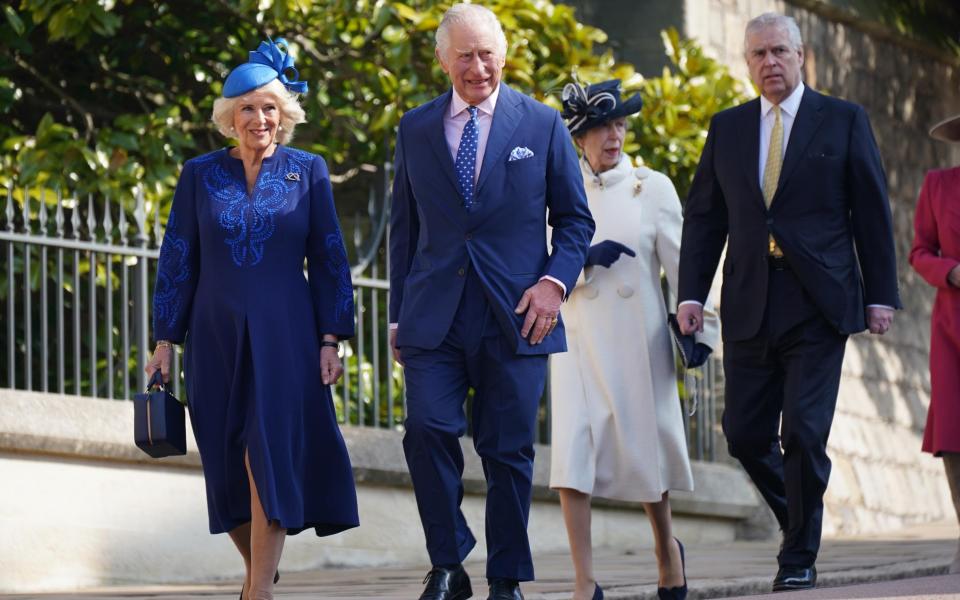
388;4;594;600
677;13;900;593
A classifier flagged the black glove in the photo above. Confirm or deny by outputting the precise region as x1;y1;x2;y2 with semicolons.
667;313;713;368
687;343;713;368
586;240;636;268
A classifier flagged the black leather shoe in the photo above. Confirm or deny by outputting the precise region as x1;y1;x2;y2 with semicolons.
657;537;687;600
419;565;473;600
592;583;604;599
487;578;523;600
772;565;817;592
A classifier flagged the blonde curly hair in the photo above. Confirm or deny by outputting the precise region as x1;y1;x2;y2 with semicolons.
211;79;306;145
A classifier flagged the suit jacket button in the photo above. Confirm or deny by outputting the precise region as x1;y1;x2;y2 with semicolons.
617;285;634;298
581;285;599;299
465;233;473;241
766;218;774;225
458;267;465;277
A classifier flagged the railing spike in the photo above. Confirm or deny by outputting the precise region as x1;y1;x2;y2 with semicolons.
353;212;362;249
55;187;65;238
21;186;30;234
118;194;128;246
152;195;161;249
38;188;48;232
133;186;146;244
4;182;13;233
86;193;97;241
70;193;80;240
103;192;114;244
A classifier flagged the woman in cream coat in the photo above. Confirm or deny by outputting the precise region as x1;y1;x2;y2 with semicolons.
551;80;719;600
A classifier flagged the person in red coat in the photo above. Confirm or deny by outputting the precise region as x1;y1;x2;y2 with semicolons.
909;112;960;574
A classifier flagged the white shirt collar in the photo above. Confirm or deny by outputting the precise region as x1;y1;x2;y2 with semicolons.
449;84;500;119
760;82;805;118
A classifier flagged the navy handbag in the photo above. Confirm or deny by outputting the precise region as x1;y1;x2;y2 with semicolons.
134;371;187;458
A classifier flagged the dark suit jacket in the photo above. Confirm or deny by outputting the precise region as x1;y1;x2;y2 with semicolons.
678;87;901;341
389;84;595;354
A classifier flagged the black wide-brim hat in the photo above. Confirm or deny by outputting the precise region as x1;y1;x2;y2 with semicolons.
561;79;643;137
930;114;960;142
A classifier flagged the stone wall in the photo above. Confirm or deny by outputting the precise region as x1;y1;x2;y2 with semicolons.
558;0;685;76
0;390;758;593
680;0;960;535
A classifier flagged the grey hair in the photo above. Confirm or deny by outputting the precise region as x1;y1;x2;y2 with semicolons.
211;78;306;144
436;3;507;58
744;13;803;56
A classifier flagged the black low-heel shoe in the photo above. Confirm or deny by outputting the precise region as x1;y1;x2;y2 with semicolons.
657;538;687;600
239;570;281;599
592;583;604;599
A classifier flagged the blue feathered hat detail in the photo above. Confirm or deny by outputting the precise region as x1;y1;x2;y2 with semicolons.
223;37;307;98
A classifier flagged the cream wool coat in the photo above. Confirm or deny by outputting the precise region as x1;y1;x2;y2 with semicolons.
549;155;719;502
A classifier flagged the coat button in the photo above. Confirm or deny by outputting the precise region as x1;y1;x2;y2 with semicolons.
458;267;465;277
617;285;634;298
465;233;473;241
581;285;599;299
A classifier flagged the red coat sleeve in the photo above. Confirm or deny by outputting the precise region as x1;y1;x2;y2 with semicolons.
909;170;959;289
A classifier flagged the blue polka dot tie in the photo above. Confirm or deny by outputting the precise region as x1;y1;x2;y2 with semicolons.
455;106;480;208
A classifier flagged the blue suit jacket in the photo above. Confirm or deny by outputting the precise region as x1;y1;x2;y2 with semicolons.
678;87;902;340
389;84;595;355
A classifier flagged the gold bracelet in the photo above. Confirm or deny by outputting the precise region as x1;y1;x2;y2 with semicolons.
155;340;173;349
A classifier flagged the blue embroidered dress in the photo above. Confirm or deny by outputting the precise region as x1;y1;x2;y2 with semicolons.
153;145;358;536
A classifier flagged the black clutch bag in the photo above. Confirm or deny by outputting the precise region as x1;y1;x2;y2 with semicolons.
667;313;712;369
134;371;187;458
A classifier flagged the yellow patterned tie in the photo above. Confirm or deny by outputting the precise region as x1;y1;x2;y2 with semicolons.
763;106;784;257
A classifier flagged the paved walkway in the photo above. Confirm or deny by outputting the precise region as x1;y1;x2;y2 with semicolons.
5;521;958;600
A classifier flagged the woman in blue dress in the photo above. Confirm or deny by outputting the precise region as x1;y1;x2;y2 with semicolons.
145;39;358;599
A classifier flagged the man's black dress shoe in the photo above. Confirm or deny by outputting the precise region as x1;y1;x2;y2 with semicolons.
772;565;816;592
487;578;523;600
657;538;687;600
419;565;473;600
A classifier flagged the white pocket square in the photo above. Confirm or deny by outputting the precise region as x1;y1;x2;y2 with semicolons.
508;146;535;162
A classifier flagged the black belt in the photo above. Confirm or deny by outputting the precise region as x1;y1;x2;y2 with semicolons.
768;254;789;270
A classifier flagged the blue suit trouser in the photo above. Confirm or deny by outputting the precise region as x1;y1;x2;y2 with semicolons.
399;267;546;581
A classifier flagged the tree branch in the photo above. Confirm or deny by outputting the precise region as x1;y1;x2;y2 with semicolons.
13;54;97;143
209;0;378;64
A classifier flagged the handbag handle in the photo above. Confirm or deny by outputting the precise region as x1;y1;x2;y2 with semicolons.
146;370;166;392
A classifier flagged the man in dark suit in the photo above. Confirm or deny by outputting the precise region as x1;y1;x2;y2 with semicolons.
677;12;901;592
388;4;594;599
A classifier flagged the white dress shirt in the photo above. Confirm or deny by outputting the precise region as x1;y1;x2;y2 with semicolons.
759;82;804;185
445;86;499;184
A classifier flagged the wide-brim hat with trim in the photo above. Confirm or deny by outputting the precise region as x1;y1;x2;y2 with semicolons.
561;79;643;137
222;37;308;98
930;114;960;142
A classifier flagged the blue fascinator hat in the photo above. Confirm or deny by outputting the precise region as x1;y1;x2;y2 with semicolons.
222;37;308;98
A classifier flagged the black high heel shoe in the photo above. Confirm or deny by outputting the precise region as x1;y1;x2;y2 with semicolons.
656;538;687;600
239;570;280;599
592;582;604;599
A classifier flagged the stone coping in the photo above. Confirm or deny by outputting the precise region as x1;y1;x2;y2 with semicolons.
0;389;759;521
